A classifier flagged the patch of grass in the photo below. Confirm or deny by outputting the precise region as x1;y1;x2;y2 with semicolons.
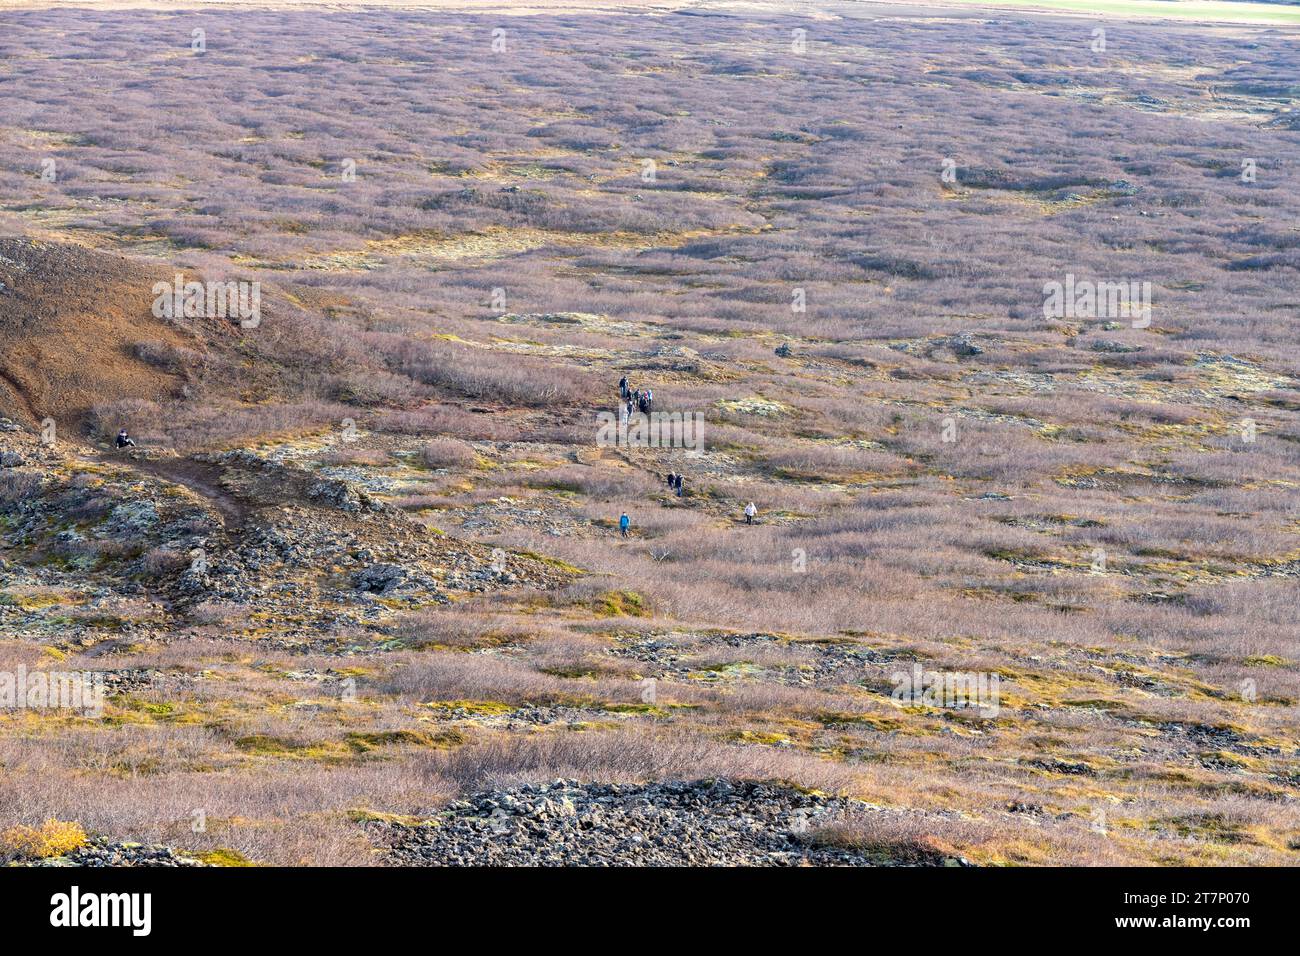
423;699;515;716
601;702;668;717
234;734;316;756
196;847;255;867
0;592;69;611
1244;655;1289;667
344;729;466;751
814;711;907;732
725;730;791;746
116;698;178;718
593;590;649;618
346;808;428;826
517;550;583;575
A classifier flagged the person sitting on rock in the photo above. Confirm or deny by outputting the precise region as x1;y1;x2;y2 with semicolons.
115;429;136;449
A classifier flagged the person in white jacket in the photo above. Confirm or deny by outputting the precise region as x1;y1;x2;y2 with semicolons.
744;502;757;525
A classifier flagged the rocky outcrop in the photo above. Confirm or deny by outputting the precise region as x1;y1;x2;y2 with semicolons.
23;839;208;868
376;779;905;867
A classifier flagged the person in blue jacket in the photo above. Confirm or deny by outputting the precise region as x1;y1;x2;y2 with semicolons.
619;512;630;538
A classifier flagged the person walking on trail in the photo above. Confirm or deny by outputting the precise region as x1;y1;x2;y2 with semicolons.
744;501;757;525
619;376;629;400
115;429;136;450
675;474;684;498
666;472;676;490
619;512;630;538
646;388;654;415
626;397;634;419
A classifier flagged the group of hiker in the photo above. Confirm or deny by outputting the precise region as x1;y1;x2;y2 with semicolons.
618;376;654;417
618;499;758;538
613;374;759;539
111;372;758;548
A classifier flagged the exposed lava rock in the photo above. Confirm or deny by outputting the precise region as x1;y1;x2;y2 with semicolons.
374;779;935;867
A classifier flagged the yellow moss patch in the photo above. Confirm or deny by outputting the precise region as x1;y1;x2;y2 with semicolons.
814;711;908;732
726;730;791;746
346;808;428;826
517;550;584;575
196;847;255;867
0;591;70;611
601;702;668;717
1244;655;1289;667
332;666;373;678
344;728;466;751
593;590;648;618
116;697;178;718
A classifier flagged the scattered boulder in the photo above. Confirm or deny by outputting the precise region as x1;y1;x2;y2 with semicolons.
23;839;208;868
307;477;369;513
949;332;984;357
353;563;406;595
1090;340;1143;354
373;779;918;867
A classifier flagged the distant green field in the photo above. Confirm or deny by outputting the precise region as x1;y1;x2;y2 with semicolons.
929;0;1300;24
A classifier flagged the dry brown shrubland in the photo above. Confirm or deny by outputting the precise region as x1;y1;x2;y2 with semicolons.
0;7;1296;867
